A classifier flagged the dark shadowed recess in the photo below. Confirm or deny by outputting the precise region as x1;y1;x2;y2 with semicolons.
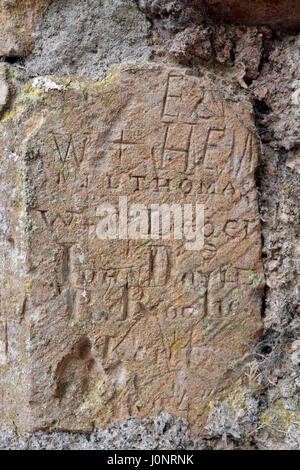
139;0;300;32
206;0;300;31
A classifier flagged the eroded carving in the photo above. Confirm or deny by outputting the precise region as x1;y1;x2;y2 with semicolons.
0;65;264;434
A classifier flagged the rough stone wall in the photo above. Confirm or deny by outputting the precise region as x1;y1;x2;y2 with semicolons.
0;0;51;57
0;0;299;450
26;0;151;79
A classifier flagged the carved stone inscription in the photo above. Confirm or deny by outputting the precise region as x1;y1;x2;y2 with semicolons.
0;65;264;434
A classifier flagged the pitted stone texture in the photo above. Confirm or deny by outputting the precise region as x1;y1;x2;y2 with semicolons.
0;413;204;449
26;0;151;80
0;65;264;435
139;0;300;32
0;0;51;56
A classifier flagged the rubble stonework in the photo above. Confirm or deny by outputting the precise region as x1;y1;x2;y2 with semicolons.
0;0;298;450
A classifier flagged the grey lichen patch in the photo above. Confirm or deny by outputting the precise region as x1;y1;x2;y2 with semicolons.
259;398;300;446
0;413;204;450
26;0;151;80
205;380;260;439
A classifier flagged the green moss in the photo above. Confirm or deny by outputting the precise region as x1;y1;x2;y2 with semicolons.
207;379;255;420
95;65;125;90
76;378;113;420
7;67;21;80
225;379;250;411
1;66;126;124
1;81;45;122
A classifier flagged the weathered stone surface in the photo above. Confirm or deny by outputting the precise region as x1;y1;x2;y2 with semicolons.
206;0;300;31
0;0;51;56
0;64;264;434
25;0;151;80
139;0;300;33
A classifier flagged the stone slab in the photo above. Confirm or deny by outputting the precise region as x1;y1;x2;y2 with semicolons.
0;65;264;434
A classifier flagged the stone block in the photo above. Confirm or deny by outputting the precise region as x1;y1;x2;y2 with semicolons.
0;65;264;434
